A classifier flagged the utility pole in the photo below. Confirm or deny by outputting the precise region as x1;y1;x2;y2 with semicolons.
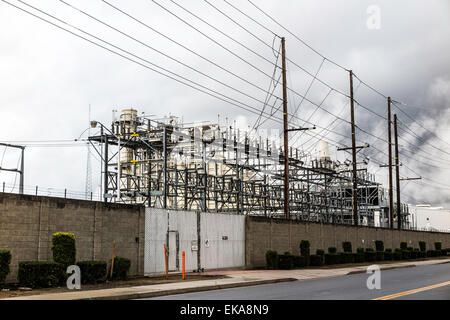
281;37;290;220
349;70;358;226
0;143;25;194
387;97;394;229
394;114;401;230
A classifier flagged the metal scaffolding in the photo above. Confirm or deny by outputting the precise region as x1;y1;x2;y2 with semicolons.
88;109;409;227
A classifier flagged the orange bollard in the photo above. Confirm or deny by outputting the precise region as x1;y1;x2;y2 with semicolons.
164;244;168;280
182;251;186;280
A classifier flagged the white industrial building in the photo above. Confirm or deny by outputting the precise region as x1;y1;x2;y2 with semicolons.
408;205;450;232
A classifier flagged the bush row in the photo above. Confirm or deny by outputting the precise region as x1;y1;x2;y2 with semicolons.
265;240;449;270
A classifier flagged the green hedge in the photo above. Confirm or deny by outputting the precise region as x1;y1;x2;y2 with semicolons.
293;255;306;268
316;249;325;256
410;249;418;259
384;251;393;261
356;248;365;254
300;240;311;266
418;251;427;259
77;261;107;284
355;252;365;263
342;242;352;253
278;253;294;270
341;252;355;264
0;250;11;286
402;250;411;260
364;249;376;262
400;242;408;250
375;251;384;261
265;250;278;270
18;262;65;288
393;250;402;260
426;250;437;258
324;253;339;265
328;247;337;254
419;241;426;252
109;256;131;280
310;255;324;266
51;233;76;267
375;240;384;252
434;242;442;251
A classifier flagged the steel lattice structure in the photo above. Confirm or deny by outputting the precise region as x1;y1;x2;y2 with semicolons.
88;109;410;228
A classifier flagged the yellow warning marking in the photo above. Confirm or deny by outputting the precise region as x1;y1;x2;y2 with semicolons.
372;281;450;300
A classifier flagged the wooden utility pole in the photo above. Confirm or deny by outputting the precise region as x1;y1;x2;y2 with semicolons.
387;97;394;229
349;70;358;226
394;114;401;230
281;37;290;220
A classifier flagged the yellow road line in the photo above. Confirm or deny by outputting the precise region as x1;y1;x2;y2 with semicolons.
372;280;450;300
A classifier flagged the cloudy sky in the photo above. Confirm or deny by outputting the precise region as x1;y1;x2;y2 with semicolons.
0;0;449;206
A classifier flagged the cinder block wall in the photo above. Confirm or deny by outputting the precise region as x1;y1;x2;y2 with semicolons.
0;193;145;283
245;216;450;268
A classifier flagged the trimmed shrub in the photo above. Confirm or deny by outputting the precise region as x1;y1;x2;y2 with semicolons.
400;242;408;250
328;247;337;254
385;248;392;252
393;250;402;260
265;250;278;270
324;253;339;265
310;255;324;266
342;242;352;253
419;241;426;252
355;252;365;263
293;255;306;268
402;250;411;260
364;249;376;262
356;248;365;254
417;250;427;259
109;256;131;280
77;261;107;284
435;250;442;257
410;249;419;259
316;249;325;256
434;242;442;251
278;253;294;270
300;240;311;266
375;251;385;261
341;252;355;264
18;261;65;288
51;233;76;267
426;250;437;258
375;240;384;252
0;250;12;286
442;248;449;256
384;251;393;261
407;247;414;251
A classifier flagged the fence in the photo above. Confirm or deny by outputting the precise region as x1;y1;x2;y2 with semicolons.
0;181;103;202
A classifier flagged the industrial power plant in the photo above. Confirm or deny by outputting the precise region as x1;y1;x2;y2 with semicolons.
88;108;409;228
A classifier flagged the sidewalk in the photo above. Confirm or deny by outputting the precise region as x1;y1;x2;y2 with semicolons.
4;258;449;300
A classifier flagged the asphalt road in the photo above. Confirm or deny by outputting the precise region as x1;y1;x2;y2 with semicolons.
144;262;450;300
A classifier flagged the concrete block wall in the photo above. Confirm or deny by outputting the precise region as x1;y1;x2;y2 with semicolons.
0;193;145;283
245;216;450;268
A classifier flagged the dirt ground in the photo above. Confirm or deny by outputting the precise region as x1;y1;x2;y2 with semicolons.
0;274;227;299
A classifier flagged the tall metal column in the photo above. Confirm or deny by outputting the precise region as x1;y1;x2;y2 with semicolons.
387;97;394;229
394;114;401;229
349;70;358;226
281;37;290;220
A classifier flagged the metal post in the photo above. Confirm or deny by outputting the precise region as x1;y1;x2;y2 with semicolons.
163;125;167;209
19;147;24;194
349;70;358;226
104;134;108;203
281;37;290;220
387;97;394;229
394;114;401;230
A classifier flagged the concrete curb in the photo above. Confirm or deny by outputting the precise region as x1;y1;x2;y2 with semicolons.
84;278;298;300
346;264;416;275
